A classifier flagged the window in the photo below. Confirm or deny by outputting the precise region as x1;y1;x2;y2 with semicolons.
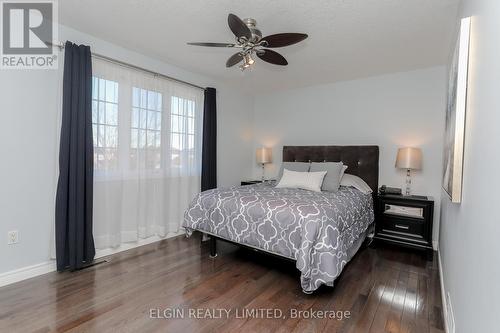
130;87;162;169
91;57;204;252
92;77;119;170
91;57;203;178
170;96;196;167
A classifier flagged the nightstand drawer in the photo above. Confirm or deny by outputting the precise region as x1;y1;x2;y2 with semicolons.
380;216;425;239
383;204;424;219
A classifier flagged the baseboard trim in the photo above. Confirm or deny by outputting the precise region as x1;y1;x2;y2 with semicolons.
0;261;56;288
94;232;182;259
438;249;449;333
0;231;182;288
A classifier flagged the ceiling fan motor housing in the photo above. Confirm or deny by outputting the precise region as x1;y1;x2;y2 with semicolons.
243;18;262;42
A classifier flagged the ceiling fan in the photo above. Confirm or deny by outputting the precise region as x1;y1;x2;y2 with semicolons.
187;13;308;71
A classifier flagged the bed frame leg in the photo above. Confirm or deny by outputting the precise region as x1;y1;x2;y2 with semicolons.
209;237;217;258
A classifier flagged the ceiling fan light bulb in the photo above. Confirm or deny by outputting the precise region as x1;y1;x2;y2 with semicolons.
244;54;255;66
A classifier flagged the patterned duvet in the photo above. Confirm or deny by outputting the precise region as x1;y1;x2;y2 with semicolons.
183;182;374;292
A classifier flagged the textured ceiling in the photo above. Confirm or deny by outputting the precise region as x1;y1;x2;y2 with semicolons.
59;0;460;93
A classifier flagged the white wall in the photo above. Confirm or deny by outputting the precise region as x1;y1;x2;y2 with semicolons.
0;25;254;275
0;70;60;275
439;1;500;332
252;67;446;247
217;90;254;186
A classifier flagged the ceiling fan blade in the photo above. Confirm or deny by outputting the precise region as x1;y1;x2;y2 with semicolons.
256;49;288;66
261;33;308;48
187;42;235;47
228;13;252;40
226;53;244;67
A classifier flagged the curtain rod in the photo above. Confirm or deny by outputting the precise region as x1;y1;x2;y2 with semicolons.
49;41;206;91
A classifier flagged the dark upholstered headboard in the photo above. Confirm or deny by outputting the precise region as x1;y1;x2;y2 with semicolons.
282;145;380;192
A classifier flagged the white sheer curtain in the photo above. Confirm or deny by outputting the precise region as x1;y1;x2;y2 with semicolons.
91;58;203;249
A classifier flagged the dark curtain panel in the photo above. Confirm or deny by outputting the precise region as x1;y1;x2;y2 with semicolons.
201;87;217;191
55;41;95;271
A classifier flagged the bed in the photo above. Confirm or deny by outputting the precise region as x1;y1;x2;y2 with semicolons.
183;145;379;293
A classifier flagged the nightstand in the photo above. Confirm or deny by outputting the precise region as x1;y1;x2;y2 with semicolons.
241;180;263;186
374;194;434;260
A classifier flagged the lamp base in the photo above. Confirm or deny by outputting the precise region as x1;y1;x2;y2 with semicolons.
405;169;411;195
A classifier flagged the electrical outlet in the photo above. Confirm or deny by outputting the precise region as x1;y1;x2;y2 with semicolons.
7;230;19;245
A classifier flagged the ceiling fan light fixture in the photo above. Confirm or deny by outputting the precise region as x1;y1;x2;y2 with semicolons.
240;62;250;71
239;53;255;71
245;53;255;65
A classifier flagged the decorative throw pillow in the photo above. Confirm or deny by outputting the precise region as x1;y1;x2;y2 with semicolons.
276;169;327;192
340;174;373;194
277;162;310;181
310;162;344;192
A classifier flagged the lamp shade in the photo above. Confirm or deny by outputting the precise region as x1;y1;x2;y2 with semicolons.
256;147;272;164
395;147;422;170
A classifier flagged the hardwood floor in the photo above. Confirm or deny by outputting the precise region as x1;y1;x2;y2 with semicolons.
0;234;444;333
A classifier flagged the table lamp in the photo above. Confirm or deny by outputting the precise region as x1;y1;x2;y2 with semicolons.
395;147;422;195
256;147;272;181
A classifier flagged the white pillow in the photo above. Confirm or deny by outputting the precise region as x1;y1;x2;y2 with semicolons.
340;174;373;194
276;169;327;192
